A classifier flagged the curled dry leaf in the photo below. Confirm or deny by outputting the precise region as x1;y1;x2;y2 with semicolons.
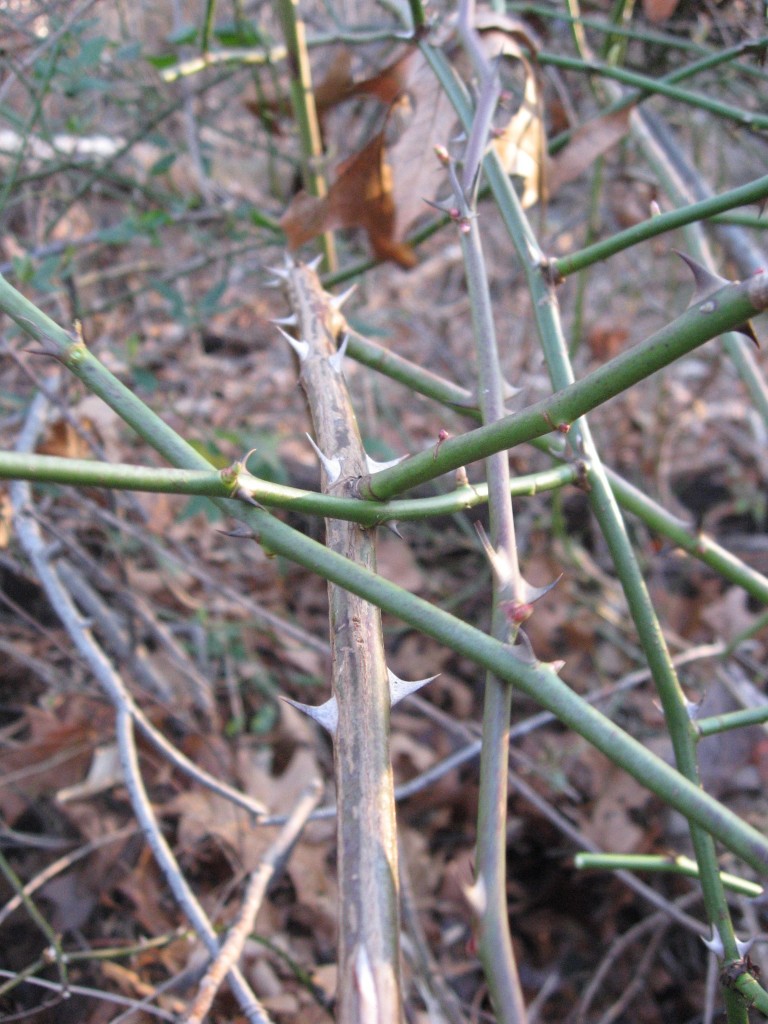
281;11;629;265
471;18;547;208
281;47;456;268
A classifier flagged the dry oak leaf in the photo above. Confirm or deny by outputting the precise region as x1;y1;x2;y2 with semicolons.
281;47;456;268
469;16;548;208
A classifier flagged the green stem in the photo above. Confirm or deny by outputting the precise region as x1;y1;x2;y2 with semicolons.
452;64;527;1011
537;50;768;130
3;277;768;878
574;853;762;898
696;705;768;739
479;112;750;993
553;174;768;279
358;271;768;500
275;0;336;270
0;451;578;523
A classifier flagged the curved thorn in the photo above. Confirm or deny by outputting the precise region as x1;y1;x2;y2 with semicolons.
306;433;342;484
331;283;358;310
701;927;725;957
233;486;263;509
734;319;760;347
673;250;732;302
329;331;350;373
280;695;338;736
264;265;291;281
519;573;562;604
365;451;407;473
274;324;309;361
508;631;537;663
386;668;439;707
475;521;512;588
501;378;524;401
464;874;487;916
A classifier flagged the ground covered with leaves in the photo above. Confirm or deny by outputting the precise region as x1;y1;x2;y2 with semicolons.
0;0;767;1021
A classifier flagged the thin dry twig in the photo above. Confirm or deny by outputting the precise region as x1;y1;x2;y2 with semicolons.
186;777;322;1024
10;391;272;1024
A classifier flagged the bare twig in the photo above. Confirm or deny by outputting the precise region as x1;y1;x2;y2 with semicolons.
10;392;272;1024
186;778;322;1024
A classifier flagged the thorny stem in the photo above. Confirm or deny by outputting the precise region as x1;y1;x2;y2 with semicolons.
574;854;762;898
357;271;768;499
552;173;768;279
450;13;527;1011
280;259;403;1023
536;50;768;131
0;450;579;525
483;121;755;1019
428;24;763;1012
3;300;768;868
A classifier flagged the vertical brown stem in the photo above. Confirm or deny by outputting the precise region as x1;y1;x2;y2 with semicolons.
282;258;402;1023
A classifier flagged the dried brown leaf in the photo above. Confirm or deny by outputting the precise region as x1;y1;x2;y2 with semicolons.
491;50;547;208
642;0;682;23
548;107;632;195
281;48;455;268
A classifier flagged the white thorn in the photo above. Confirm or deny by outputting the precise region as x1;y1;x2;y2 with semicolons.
264;264;291;281
387;668;438;707
702;928;725;957
331;283;357;310
501;378;523;401
274;324;309;361
280;695;337;735
353;944;378;1018
736;936;755;958
674;250;732;304
525;234;544;266
518;573;562;604
684;697;701;720
365;451;407;473
475;522;512;588
329;331;350;373
306;254;323;272
306;434;342;484
270;313;298;327
464;874;487;916
509;632;538;664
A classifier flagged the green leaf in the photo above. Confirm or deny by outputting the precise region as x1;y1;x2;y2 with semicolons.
213;20;264;47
